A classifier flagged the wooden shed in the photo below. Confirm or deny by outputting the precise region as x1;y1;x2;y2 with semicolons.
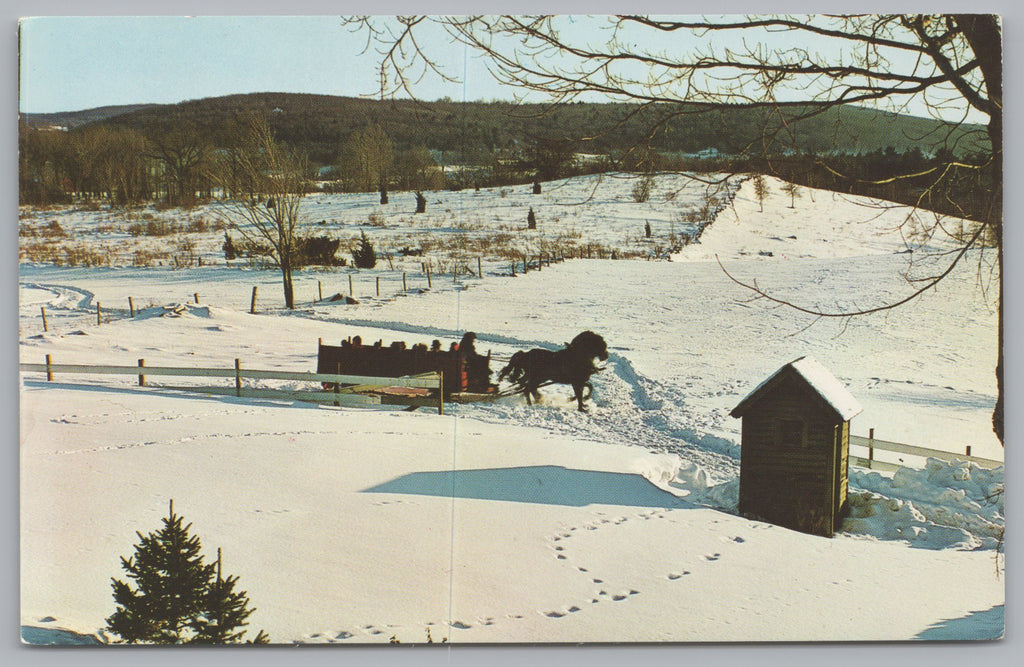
730;356;862;537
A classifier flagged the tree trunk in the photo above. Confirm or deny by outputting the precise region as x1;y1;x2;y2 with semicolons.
281;260;295;310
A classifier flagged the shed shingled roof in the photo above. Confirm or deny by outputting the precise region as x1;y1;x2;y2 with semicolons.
730;356;863;421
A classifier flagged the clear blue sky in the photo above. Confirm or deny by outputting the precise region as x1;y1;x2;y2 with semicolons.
18;13;988;123
19;16;495;113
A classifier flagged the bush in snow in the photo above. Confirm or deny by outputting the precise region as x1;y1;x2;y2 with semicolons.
631;176;653;203
222;232;237;261
297;235;345;267
106;500;268;644
352;230;377;269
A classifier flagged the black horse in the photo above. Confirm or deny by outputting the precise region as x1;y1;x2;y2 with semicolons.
498;331;609;411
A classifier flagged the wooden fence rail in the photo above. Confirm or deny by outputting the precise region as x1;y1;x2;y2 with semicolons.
849;433;1002;471
20;360;444;413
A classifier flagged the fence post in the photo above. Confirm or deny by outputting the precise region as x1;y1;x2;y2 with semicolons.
250;286;258;314
403;273;407;292
426;266;432;288
478;257;483;278
45;354;53;382
318;280;323;301
868;428;875;468
138;359;146;387
235;359;242;397
511;262;516;277
334;361;341;407
349;274;354;296
194;293;200;304
438;372;444;415
40;306;48;333
97;302;102;325
128;297;135;318
376;276;380;297
966;445;972;458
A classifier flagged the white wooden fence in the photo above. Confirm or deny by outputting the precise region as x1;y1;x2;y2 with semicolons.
21;356;445;414
849;432;1002;472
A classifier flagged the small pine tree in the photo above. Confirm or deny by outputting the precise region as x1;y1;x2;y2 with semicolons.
781;181;800;209
352;230;377;269
415;191;427;213
527;207;537;229
532;180;542;195
106;501;267;645
222;233;237;261
752;174;768;213
644;221;652;238
191;548;267;644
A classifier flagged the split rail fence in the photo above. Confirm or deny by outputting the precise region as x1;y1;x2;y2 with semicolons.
21;356;445;414
849;430;1002;472
20;359;1004;470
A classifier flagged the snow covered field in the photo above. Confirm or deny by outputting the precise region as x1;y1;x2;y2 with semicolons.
19;173;1004;644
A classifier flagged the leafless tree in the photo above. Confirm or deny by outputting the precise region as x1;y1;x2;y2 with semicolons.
342;123;395;197
350;14;1003;442
145;124;214;208
215;114;310;309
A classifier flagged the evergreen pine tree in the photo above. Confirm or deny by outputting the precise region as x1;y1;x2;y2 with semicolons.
191;548;268;644
223;232;238;261
752;174;768;213
527;207;537;229
781;181;801;209
351;231;377;269
106;501;267;644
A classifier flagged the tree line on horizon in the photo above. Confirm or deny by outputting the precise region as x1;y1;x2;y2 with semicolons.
18;92;992;224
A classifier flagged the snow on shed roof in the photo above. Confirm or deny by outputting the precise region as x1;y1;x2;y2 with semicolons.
730;356;863;421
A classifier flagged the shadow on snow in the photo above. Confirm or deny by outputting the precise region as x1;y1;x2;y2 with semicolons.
363;465;689;509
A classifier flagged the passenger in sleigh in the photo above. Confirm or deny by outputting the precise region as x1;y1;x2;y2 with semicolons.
458;332;493;393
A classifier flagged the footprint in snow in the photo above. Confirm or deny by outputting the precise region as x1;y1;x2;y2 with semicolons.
667;571;691;580
702;553;721;561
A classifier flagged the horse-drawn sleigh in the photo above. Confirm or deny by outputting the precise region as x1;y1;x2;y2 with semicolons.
316;331;608;411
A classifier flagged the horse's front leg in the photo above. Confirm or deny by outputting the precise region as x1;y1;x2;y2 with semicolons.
524;381;541;406
572;382;587;412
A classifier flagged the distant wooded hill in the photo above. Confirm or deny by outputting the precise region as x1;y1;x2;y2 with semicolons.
21;92;989;167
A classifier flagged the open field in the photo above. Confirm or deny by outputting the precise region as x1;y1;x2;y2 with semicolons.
19;172;1003;644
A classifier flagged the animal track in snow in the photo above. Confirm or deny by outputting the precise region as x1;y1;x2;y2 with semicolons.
702;553;721;562
667;571;691;580
543;606;581;619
